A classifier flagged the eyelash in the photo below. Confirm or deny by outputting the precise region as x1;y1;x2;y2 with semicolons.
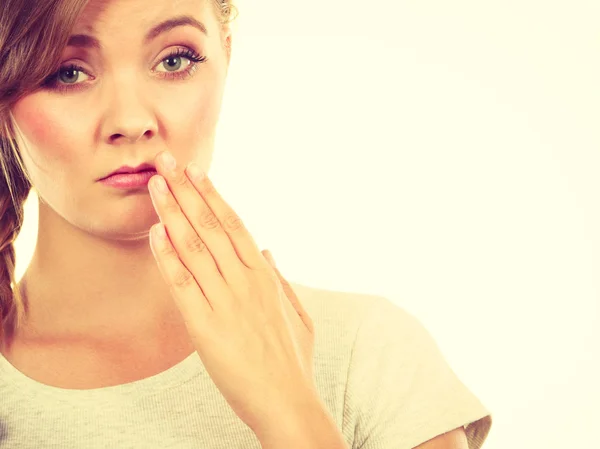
42;47;208;94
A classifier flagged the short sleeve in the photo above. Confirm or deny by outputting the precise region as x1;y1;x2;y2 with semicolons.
345;297;492;449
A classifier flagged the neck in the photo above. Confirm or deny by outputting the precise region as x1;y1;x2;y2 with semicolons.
16;199;182;341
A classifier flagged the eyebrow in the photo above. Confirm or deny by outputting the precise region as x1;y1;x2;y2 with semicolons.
66;15;208;50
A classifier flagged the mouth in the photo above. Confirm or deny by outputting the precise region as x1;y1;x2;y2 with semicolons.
99;169;158;189
101;163;157;181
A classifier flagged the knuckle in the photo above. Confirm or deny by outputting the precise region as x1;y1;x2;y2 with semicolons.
184;234;207;254
266;271;280;289
200;181;217;197
172;269;195;289
223;213;244;233
198;208;220;230
160;241;178;257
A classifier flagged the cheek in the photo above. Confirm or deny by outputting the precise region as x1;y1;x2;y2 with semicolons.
164;86;222;160
12;95;75;161
179;89;220;132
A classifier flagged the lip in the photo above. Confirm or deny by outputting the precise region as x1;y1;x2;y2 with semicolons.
99;170;157;189
101;162;157;180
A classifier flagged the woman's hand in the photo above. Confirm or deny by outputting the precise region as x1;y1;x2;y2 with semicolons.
147;150;317;433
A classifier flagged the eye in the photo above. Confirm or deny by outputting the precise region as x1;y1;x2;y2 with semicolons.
154;47;207;79
41;46;208;94
50;64;91;86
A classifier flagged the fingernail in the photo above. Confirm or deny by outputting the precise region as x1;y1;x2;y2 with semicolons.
186;162;204;181
161;151;176;171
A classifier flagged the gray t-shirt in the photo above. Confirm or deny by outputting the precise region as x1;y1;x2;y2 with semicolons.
0;283;492;448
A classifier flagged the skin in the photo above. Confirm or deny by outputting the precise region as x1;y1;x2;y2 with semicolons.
7;0;232;349
2;4;480;445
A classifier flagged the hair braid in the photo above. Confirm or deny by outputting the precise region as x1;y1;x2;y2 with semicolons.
0;123;32;349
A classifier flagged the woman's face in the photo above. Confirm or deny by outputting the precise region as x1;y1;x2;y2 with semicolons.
10;0;231;240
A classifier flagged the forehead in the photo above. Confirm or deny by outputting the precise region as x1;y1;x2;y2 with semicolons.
73;0;213;35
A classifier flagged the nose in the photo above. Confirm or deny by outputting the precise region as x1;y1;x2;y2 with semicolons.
100;78;159;145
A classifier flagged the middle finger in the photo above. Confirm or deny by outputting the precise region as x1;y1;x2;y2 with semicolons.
149;151;242;290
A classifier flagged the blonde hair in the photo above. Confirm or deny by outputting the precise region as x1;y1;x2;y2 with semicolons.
0;0;238;348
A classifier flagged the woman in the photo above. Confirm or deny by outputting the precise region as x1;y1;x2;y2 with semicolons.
0;1;492;448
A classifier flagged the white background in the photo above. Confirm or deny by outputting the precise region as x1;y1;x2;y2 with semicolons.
14;1;600;448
